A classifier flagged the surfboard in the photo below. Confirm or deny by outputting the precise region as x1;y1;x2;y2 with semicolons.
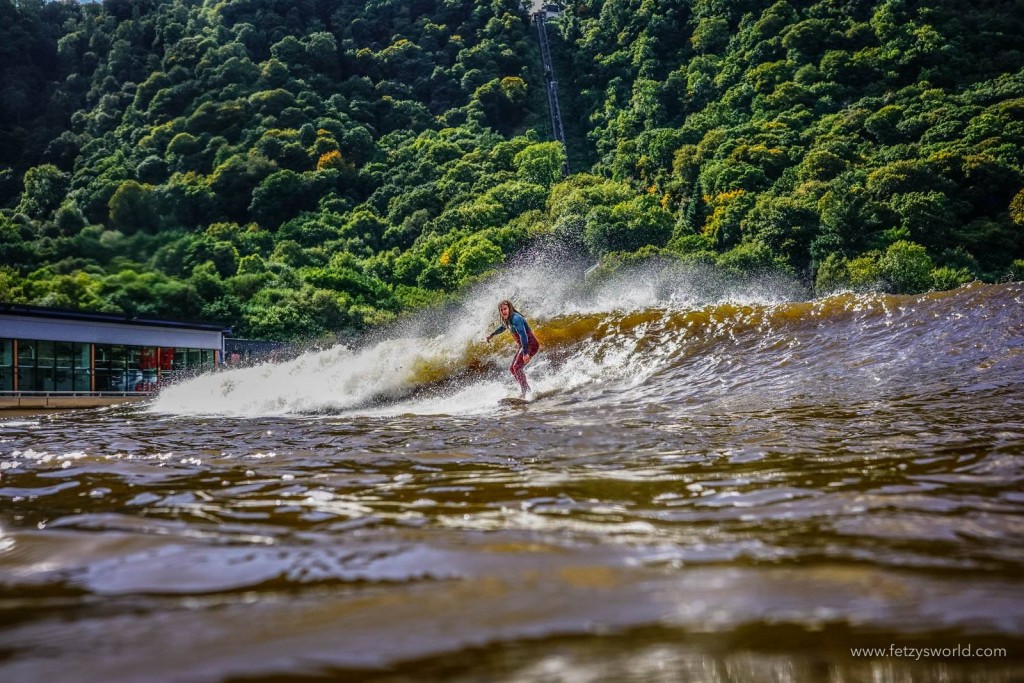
498;397;531;407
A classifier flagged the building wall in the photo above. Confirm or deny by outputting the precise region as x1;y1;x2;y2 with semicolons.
1;314;223;349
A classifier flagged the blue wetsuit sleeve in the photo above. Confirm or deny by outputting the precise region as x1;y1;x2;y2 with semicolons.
511;313;530;354
489;324;506;338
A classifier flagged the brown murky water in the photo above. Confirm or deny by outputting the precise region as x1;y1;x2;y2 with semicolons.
2;281;1023;681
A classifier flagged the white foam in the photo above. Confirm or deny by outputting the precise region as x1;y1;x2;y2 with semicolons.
151;259;803;418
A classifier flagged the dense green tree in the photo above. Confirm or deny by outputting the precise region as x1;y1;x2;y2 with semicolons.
584;195;673;257
249;169;324;228
18;164;69;219
108;180;160;233
0;0;1022;339
474;76;529;133
878;240;934;294
514;142;566;188
450;232;504;284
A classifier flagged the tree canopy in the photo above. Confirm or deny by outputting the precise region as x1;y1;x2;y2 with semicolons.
1;0;1022;340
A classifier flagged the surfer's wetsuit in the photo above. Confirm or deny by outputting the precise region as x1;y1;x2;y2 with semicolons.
489;312;540;395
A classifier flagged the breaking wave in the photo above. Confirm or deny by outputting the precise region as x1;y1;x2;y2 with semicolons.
151;262;1024;418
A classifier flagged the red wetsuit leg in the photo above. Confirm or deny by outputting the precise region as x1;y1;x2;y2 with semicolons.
509;336;540;394
510;351;529;393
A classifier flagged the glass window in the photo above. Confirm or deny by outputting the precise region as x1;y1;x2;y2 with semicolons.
126;347;143;391
140;347;157;369
95;372;112;392
38;341;56;391
188;349;201;367
55;370;72;391
17;340;38;392
111;345;127;371
55;341;73;391
155;348;176;385
110;345;128;392
73;343;91;392
17;365;36;392
139;347;158;392
17;340;36;363
94;344;112;392
0;340;12;391
37;340;54;364
75;342;91;369
200;349;213;367
56;341;73;362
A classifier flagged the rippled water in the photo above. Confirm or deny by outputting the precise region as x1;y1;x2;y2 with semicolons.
2;274;1023;682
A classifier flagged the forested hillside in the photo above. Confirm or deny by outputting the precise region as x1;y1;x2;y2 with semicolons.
1;0;1023;340
555;0;1024;290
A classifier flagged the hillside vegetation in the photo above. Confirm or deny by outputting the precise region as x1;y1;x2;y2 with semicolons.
1;0;1023;339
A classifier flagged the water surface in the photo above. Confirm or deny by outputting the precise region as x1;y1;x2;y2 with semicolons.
2;276;1023;681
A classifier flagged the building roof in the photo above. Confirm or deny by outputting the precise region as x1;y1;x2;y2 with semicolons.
0;302;232;334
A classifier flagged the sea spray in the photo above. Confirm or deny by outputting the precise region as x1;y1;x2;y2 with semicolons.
148;259;838;417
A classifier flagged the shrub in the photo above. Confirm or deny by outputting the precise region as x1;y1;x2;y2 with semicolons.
878;241;933;294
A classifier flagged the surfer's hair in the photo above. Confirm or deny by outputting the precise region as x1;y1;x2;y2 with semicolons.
498;299;520;326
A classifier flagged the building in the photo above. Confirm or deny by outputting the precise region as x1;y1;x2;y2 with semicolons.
1;303;230;405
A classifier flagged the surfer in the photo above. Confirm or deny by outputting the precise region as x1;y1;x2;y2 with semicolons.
485;300;540;398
